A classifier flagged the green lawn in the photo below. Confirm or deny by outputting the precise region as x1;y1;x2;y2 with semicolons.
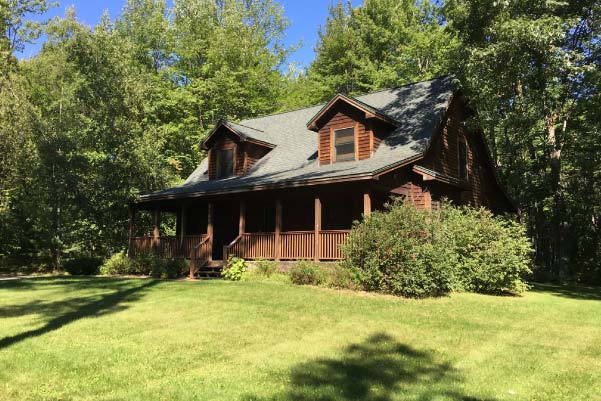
0;277;600;401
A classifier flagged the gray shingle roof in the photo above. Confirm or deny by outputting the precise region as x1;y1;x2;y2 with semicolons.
139;75;456;201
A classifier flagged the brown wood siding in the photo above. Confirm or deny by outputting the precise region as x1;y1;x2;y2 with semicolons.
422;97;512;212
317;103;373;165
207;128;272;179
208;132;238;180
245;143;271;171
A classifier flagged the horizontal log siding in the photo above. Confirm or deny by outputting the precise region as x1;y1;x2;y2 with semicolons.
245;143;271;171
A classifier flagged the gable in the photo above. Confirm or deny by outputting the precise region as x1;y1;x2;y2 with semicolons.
206;127;272;180
316;101;396;165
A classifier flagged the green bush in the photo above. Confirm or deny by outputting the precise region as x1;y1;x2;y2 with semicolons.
222;256;248;281
341;199;533;298
326;264;357;289
290;260;327;286
341;199;455;298
255;259;279;277
100;252;188;279
100;252;137;275
439;204;533;294
63;256;103;276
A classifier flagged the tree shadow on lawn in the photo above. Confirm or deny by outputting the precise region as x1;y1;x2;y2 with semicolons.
529;282;601;301
0;277;159;350
245;333;497;401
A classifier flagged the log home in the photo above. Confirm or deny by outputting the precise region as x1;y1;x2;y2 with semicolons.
129;76;514;276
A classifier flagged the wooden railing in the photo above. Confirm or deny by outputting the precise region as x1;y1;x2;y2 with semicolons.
279;231;315;260
130;235;206;259
224;230;349;261
226;233;276;260
189;236;211;278
318;230;349;260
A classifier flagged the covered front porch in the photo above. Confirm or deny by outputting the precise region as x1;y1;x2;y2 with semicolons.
128;183;388;276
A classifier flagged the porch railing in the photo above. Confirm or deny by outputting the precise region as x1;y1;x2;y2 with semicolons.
225;230;350;261
130;235;207;259
189;236;211;278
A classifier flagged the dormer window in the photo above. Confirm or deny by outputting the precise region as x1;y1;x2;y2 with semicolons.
217;149;234;179
334;127;355;162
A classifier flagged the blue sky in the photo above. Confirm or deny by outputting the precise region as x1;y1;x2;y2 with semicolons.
18;0;362;68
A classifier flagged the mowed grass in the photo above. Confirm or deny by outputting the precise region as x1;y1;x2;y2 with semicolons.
0;277;600;401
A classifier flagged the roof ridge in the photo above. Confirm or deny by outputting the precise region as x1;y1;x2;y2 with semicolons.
239;75;454;124
353;74;454;99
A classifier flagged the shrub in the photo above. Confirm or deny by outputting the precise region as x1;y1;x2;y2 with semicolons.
63;256;103;276
222;256;248;281
100;252;188;279
290;260;327;286
341;199;455;298
341;198;533;298
439;204;533;294
255;259;279;277
326;264;357;289
100;252;137;275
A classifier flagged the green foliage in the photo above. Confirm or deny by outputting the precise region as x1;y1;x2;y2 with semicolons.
326;264;357;290
341;199;456;298
439;204;533;294
289;260;327;286
284;0;457;106
222;256;248;281
63;256;103;276
100;252;138;276
342;199;533;297
100;252;187;279
254;259;279;277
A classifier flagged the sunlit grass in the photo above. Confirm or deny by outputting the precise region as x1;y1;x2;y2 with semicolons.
0;277;600;401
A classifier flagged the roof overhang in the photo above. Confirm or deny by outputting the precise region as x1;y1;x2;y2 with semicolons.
412;165;470;189
306;93;399;131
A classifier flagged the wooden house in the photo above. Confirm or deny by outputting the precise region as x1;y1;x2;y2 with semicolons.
129;76;514;276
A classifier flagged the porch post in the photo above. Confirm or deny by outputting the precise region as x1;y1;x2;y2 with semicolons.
363;190;372;217
314;196;321;261
127;205;136;257
180;203;187;245
207;202;214;262
275;197;282;261
239;200;246;235
153;207;161;251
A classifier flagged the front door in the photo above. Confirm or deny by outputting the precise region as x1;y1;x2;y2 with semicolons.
212;200;239;260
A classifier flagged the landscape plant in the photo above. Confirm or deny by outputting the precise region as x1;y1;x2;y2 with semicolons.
222;256;248;281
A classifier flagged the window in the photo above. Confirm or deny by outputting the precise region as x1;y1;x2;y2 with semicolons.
334;127;355;162
458;138;468;180
217;149;234;179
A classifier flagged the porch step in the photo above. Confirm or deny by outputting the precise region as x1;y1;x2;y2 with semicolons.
196;261;224;279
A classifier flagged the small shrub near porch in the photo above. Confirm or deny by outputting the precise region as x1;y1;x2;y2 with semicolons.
341;199;533;298
100;252;188;279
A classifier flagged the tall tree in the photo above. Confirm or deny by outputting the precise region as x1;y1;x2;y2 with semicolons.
444;0;600;280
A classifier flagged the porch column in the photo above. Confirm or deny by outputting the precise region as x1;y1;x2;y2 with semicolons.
127;205;136;257
207;202;214;261
239;200;246;235
314;196;321;261
275;197;282;261
363;190;372;217
180;203;187;247
153;207;161;250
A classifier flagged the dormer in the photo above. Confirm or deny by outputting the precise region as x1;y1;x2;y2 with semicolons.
307;94;398;165
202;120;273;180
